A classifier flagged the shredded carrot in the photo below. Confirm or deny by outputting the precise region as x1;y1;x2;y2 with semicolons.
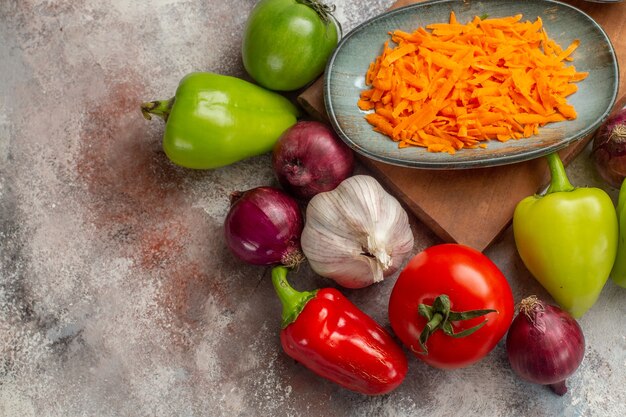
357;12;588;154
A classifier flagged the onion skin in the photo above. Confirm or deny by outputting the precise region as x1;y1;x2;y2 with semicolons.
272;121;354;200
506;296;585;396
592;97;626;188
224;186;304;266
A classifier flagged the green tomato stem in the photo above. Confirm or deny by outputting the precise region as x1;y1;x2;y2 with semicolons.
544;152;575;194
271;266;317;329
296;0;335;25
295;0;343;38
141;98;174;121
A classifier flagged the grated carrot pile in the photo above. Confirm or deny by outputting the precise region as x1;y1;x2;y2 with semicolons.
357;12;588;154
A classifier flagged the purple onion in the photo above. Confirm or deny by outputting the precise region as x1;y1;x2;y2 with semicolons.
272;120;354;200
506;296;585;396
224;186;304;267
592;96;626;188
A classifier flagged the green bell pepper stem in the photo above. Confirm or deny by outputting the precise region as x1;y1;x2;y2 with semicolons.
545;152;574;194
271;266;317;329
141;98;174;121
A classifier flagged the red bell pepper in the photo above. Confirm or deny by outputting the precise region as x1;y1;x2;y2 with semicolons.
271;266;408;395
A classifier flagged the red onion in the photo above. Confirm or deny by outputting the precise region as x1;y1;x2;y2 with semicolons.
506;296;585;396
224;186;304;267
272;120;354;200
592;95;626;188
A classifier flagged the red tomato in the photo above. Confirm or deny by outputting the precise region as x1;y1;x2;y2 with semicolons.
388;244;514;369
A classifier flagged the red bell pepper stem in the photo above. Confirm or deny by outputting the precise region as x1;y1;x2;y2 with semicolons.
271;266;317;328
545;152;575;194
271;266;408;395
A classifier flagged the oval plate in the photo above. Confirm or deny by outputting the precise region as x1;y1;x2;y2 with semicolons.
324;0;619;169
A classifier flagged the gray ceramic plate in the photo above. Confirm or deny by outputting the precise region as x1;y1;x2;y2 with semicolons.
324;0;619;169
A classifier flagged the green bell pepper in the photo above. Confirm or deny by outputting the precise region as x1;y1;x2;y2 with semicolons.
141;72;299;169
513;152;618;318
610;178;626;288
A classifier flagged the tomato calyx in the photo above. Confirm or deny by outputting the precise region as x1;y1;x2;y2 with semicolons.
417;294;497;354
296;0;343;37
296;0;336;24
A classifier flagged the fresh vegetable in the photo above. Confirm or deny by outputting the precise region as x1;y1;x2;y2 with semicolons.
609;177;626;288
592;96;626;188
242;0;339;91
358;12;587;154
513;152;617;318
224;186;304;267
141;72;299;169
300;175;414;288
388;244;514;369
272;120;354;200
506;296;585;396
272;266;408;395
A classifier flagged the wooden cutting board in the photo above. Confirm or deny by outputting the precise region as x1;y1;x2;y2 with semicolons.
298;0;626;251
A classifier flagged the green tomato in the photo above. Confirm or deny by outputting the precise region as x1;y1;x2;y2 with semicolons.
242;0;339;91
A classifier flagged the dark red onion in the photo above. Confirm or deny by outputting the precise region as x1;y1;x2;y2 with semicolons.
506;296;585;396
224;186;304;267
592;95;626;188
272;120;354;200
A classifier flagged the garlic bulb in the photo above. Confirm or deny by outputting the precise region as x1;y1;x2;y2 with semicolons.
301;175;414;288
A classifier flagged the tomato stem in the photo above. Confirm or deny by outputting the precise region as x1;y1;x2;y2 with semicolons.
417;295;497;354
296;0;336;25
